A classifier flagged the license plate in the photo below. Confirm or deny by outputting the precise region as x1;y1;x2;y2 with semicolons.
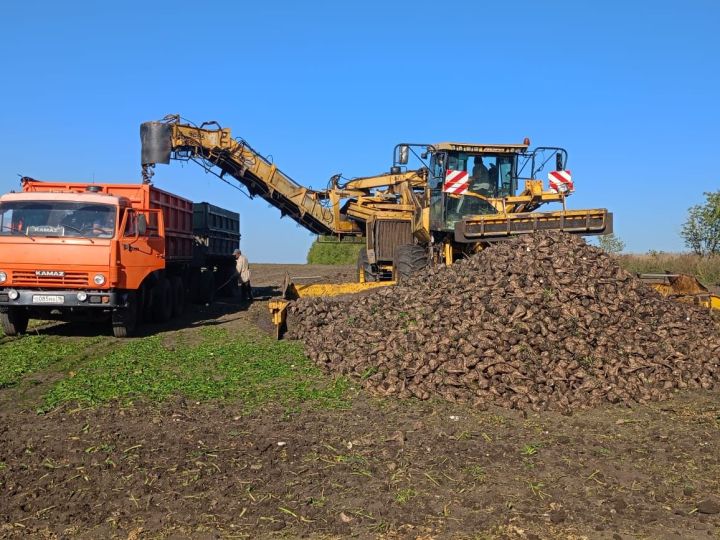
32;295;65;304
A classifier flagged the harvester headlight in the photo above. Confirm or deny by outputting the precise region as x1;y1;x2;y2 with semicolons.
93;274;106;286
76;291;88;302
7;289;19;301
0;271;6;283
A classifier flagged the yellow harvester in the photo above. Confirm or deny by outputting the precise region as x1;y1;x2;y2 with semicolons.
140;115;614;335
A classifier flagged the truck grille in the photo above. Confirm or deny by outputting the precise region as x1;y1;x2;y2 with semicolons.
11;271;89;287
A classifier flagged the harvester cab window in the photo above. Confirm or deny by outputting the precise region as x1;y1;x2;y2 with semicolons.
496;156;516;197
429;152;446;189
467;155;514;198
469;156;492;196
429;153;447;229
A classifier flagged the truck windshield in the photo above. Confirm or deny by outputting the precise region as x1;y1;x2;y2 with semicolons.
0;201;116;238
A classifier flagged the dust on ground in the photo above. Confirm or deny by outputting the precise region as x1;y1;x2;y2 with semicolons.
1;263;719;539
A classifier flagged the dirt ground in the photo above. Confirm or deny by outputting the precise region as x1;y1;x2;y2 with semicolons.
1;264;720;539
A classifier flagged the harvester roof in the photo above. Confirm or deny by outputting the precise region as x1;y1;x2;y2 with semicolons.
433;142;529;154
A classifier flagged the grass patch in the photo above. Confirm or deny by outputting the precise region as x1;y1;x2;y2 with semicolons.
307;237;363;265
394;488;418;504
618;252;720;286
42;327;351;411
0;335;98;389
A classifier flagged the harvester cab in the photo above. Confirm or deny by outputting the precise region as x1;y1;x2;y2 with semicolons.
391;140;609;261
394;141;571;230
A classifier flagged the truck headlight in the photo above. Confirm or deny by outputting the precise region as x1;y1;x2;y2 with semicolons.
77;291;88;302
0;271;6;283
7;289;19;300
93;274;106;286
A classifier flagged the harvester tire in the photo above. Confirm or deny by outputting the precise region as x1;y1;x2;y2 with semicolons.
0;308;29;336
393;244;428;283
152;277;173;323
171;276;186;317
112;292;137;338
357;248;378;282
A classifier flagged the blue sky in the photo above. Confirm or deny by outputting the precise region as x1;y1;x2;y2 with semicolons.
1;0;718;262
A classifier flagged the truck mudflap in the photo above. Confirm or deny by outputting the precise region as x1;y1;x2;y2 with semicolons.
0;289;122;309
454;209;613;243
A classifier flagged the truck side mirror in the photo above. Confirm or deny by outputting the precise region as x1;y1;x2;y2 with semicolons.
398;145;409;165
556;152;563;171
137;214;147;236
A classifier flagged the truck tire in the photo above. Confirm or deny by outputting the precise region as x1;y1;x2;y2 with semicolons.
112;292;137;338
393;244;428;283
152;277;174;323
198;270;216;304
0;308;29;336
171;276;186;317
357;248;377;282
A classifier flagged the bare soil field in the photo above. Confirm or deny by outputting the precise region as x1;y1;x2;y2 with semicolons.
0;263;719;539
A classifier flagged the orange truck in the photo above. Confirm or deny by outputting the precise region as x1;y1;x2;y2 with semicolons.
0;178;239;337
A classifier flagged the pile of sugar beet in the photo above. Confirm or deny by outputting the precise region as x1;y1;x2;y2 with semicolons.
287;233;720;411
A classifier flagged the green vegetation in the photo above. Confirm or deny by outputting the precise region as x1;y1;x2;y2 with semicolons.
0;335;98;389
42;328;350;411
394;488;417;504
618;252;720;286
682;190;720;255
307;237;363;265
596;233;626;254
464;464;486;481
520;443;540;456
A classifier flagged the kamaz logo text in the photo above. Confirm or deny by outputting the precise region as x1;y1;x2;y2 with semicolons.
35;271;65;277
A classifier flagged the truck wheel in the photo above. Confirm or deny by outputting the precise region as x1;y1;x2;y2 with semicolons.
171;276;186;317
0;308;29;336
112;292;137;338
152;277;174;323
357;248;377;282
198;270;216;304
393;244;428;283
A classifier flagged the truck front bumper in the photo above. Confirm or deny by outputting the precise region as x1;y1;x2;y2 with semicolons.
0;288;121;309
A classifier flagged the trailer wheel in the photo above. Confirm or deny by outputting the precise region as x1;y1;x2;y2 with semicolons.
0;308;29;336
357;248;378;282
152;277;174;323
393;244;428;283
112;292;137;338
171;276;186;317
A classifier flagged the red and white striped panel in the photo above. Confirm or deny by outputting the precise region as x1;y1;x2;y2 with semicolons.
443;169;470;195
548;170;574;193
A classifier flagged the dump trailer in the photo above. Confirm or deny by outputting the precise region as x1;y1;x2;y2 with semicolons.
192;202;242;297
140;115;613;283
0;178;239;337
